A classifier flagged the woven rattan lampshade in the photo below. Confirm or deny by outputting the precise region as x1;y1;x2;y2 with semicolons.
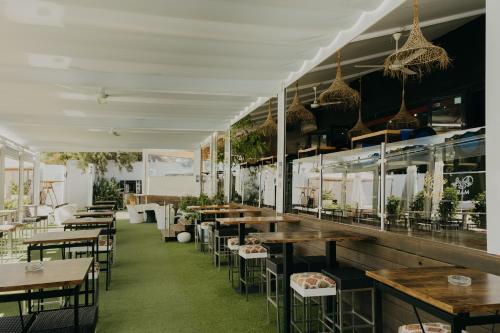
287;81;315;124
348;79;371;138
260;99;277;137
319;52;360;109
388;85;420;130
384;0;450;79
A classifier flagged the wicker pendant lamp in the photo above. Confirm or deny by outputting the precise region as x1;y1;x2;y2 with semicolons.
319;51;360;109
348;79;372;138
388;83;420;130
287;81;315;124
260;99;277;137
384;0;450;79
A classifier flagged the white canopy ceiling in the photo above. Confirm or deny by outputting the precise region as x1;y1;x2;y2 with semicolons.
0;0;408;151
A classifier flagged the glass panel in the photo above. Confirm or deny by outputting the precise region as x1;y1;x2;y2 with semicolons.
241;166;259;206
291;156;321;216
3;156;20;223
260;164;276;208
23;160;34;205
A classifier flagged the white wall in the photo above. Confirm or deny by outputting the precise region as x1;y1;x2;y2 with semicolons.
486;0;499;255
40;163;66;205
104;161;143;181
148;175;198;196
65;160;94;209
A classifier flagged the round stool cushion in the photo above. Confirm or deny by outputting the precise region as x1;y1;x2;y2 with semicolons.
177;232;191;243
200;222;214;230
239;244;266;254
291;272;336;289
399;323;468;333
228;237;260;247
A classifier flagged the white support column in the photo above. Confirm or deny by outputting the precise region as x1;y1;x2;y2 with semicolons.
224;130;231;202
210;133;218;197
33;154;41;207
17;152;24;222
0;145;5;210
142;150;148;194
486;0;500;254
276;84;286;214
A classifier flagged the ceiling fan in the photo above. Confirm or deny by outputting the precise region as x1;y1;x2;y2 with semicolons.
354;32;418;76
310;86;341;109
56;85;129;104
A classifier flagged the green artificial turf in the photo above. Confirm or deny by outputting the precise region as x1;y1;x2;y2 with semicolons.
0;221;277;332
97;220;276;333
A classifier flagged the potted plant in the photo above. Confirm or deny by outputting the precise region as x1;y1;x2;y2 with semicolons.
438;186;459;224
322;190;334;208
386;195;401;226
472;191;486;229
410;191;425;218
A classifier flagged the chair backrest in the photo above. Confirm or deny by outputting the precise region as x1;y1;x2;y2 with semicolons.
53;205;76;226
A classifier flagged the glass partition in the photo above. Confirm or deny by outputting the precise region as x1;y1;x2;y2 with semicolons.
260;164;276;208
291;155;321;215
289;127;487;251
241;166;259;206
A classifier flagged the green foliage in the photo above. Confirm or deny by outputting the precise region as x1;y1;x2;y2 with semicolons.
386;195;401;215
230;116;270;164
42;152;142;176
9;181;31;196
93;177;122;208
472;191;486;228
322;190;334;201
178;193;226;213
438;186;459;222
410;191;425;212
178;196;200;212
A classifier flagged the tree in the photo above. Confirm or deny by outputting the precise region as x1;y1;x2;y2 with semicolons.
41;152;142;176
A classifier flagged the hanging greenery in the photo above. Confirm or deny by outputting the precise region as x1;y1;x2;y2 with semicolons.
230;116;269;164
42;152;142;176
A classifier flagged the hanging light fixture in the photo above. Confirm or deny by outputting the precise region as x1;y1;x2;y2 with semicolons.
348;78;372;138
260;99;277;137
287;81;315;124
319;51;360;109
388;81;420;130
384;0;450;79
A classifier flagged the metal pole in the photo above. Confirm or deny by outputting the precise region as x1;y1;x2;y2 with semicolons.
380;143;386;231
276;84;287;213
318;154;323;220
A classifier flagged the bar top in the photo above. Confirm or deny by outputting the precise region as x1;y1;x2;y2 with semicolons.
197;208;261;215
250;230;370;244
24;230;100;244
0;258;92;292
216;216;300;225
63;217;114;225
74;211;114;217
367;266;500;314
187;204;232;210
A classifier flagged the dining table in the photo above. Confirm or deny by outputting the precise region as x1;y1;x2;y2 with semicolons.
74;210;114;218
251;230;372;333
0;258;94;333
86;204;115;211
367;266;500;333
216;215;301;293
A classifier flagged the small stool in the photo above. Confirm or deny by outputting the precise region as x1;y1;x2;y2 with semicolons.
199;222;213;253
321;266;375;332
227;237;260;287
266;257;308;333
399;323;469;333
290;272;336;333
213;226;238;268
239;244;267;300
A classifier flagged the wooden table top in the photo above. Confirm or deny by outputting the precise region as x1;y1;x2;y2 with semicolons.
63;217;114;225
198;208;262;215
187;204;232;210
86;204;115;210
0;258;92;292
366;266;500;314
24;230;100;245
74;211;114;217
250;230;370;244
216;216;300;225
94;200;115;204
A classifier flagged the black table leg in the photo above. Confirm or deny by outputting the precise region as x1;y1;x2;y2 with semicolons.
283;242;293;333
325;241;337;269
375;287;383;333
215;219;220;266
269;222;276;232
74;285;80;333
237;223;246;292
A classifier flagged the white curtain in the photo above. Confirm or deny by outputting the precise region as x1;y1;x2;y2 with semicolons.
432;161;445;216
402;165;418;210
350;173;365;209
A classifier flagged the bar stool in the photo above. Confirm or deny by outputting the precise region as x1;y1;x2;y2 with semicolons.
227;236;260;286
399;323;468;333
213;226;238;268
290;272;337;333
266;257;308;333
238;244;268;300
199;222;213;253
320;266;375;332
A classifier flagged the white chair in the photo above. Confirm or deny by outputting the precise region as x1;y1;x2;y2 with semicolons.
53;204;77;226
127;205;145;224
